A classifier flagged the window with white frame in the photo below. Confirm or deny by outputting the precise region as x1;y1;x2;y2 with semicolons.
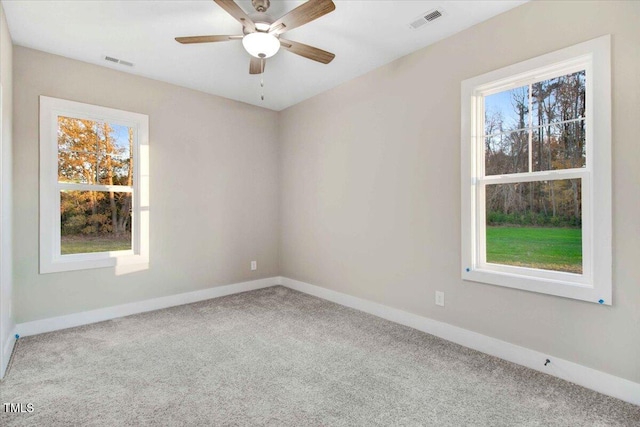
461;36;611;304
40;96;149;273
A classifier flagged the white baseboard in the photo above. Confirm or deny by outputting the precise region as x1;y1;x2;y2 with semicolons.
279;276;640;406
1;328;16;379
16;277;279;337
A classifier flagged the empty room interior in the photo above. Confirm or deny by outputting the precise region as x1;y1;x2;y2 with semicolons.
0;0;639;425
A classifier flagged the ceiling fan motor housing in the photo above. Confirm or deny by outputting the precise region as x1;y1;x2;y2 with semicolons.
252;0;270;13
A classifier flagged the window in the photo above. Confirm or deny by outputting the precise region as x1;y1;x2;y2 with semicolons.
461;36;611;304
40;96;149;273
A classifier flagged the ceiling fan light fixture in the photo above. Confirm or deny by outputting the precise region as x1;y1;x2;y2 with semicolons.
242;32;280;58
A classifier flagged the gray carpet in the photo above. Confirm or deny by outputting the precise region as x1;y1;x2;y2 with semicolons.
1;286;638;426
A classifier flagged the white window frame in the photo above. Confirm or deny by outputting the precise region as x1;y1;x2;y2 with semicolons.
461;35;611;305
39;96;149;273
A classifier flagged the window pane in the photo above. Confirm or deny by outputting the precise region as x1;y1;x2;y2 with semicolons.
58;150;98;184
484;85;530;133
533;120;586;171
58;116;133;186
531;70;585;125
485;130;529;175
58;116;98;183
61;190;132;255
485;179;582;274
97;124;133;185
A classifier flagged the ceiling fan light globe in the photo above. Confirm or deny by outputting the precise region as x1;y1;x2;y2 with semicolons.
242;32;280;59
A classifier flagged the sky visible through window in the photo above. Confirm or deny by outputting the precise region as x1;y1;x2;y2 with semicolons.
485;89;524;131
111;124;130;153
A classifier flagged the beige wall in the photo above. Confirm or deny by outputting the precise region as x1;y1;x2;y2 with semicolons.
10;0;639;384
279;0;640;383
0;1;14;375
13;47;280;323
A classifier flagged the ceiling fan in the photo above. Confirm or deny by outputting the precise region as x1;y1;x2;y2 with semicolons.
175;0;336;75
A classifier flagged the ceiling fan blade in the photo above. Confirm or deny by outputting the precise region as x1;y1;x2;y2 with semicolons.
175;35;243;44
213;0;256;32
249;57;265;74
279;39;335;64
269;0;335;35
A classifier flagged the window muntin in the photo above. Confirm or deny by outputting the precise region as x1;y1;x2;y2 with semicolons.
461;35;611;304
40;97;149;273
483;70;586;176
58;118;133;185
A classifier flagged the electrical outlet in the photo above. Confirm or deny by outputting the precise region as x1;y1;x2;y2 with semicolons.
251;261;257;271
435;291;445;307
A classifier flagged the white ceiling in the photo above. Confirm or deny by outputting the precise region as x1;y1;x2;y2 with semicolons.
3;0;527;111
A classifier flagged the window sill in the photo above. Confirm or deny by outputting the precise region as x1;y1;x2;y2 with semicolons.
462;267;609;305
40;252;149;274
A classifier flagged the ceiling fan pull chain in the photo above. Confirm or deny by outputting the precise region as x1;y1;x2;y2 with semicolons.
260;76;264;101
261;59;265;101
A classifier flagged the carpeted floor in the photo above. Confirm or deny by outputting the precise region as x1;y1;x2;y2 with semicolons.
1;286;638;426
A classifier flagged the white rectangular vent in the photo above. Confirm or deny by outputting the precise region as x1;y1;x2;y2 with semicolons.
104;56;134;67
409;8;445;30
424;10;442;22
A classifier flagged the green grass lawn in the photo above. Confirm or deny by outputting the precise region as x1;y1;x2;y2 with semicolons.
61;235;131;255
486;226;582;274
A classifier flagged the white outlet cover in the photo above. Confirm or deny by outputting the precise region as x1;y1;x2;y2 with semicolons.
251;261;257;271
435;291;445;307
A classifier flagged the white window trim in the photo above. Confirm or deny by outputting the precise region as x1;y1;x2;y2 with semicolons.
39;96;149;273
461;35;611;305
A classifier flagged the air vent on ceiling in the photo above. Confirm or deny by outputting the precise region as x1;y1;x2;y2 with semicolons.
104;56;134;67
424;10;442;22
409;8;446;30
